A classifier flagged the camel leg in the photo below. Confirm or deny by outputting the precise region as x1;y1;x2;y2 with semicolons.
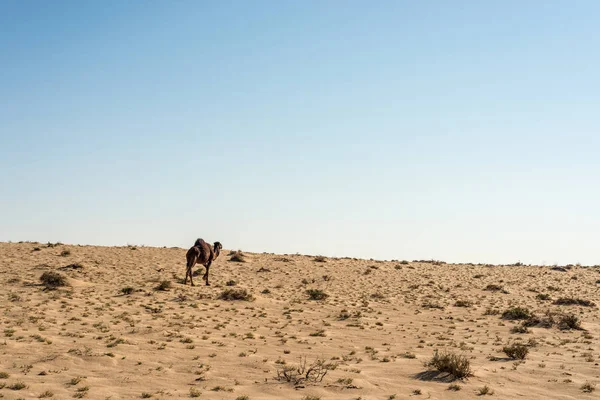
203;261;212;286
189;265;195;286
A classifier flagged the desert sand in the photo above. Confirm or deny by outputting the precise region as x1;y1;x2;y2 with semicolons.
1;241;599;399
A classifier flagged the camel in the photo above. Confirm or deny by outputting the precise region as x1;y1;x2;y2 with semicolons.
184;239;223;286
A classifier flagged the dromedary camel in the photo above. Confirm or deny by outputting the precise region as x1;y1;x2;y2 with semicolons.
184;239;222;286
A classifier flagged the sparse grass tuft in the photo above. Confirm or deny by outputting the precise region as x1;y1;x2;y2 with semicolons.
448;383;461;391
478;385;494;396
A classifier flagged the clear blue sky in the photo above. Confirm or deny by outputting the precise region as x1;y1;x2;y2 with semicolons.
1;1;599;265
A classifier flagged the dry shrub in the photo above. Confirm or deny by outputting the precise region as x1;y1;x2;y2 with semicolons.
558;314;583;330
229;251;246;262
275;356;337;385
155;281;172;291
501;307;531;320
218;288;254;301
503;343;529;360
425;350;472;380
306;289;328;301
553;298;595;307
40;272;67;289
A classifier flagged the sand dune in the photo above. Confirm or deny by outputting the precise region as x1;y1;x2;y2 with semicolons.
1;242;598;399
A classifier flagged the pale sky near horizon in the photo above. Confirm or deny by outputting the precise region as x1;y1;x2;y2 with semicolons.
1;1;599;265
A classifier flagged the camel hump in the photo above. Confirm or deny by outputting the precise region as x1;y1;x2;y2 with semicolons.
194;238;207;248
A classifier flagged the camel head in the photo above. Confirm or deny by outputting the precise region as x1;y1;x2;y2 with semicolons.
213;242;223;257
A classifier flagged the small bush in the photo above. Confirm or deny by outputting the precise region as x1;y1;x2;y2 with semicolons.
484;284;503;292
0;372;9;379
226;280;237;286
454;300;472;307
8;381;28;390
502;307;531;320
503;343;529;360
536;293;551;301
39;390;54;398
510;325;529;334
558;314;583;330
120;287;134;295
581;382;596;393
478;385;494;395
306;289;328;301
553;297;595;307
261;289;271;294
426;350;472;380
218;288;254;301
448;383;461;391
313;255;327;263
155;281;172;291
40;271;67;289
60;249;71;257
229;251;246;262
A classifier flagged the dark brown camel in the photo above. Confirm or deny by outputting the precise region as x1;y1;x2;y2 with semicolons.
184;239;222;286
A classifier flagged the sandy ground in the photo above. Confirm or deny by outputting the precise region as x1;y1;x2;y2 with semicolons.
1;241;599;400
